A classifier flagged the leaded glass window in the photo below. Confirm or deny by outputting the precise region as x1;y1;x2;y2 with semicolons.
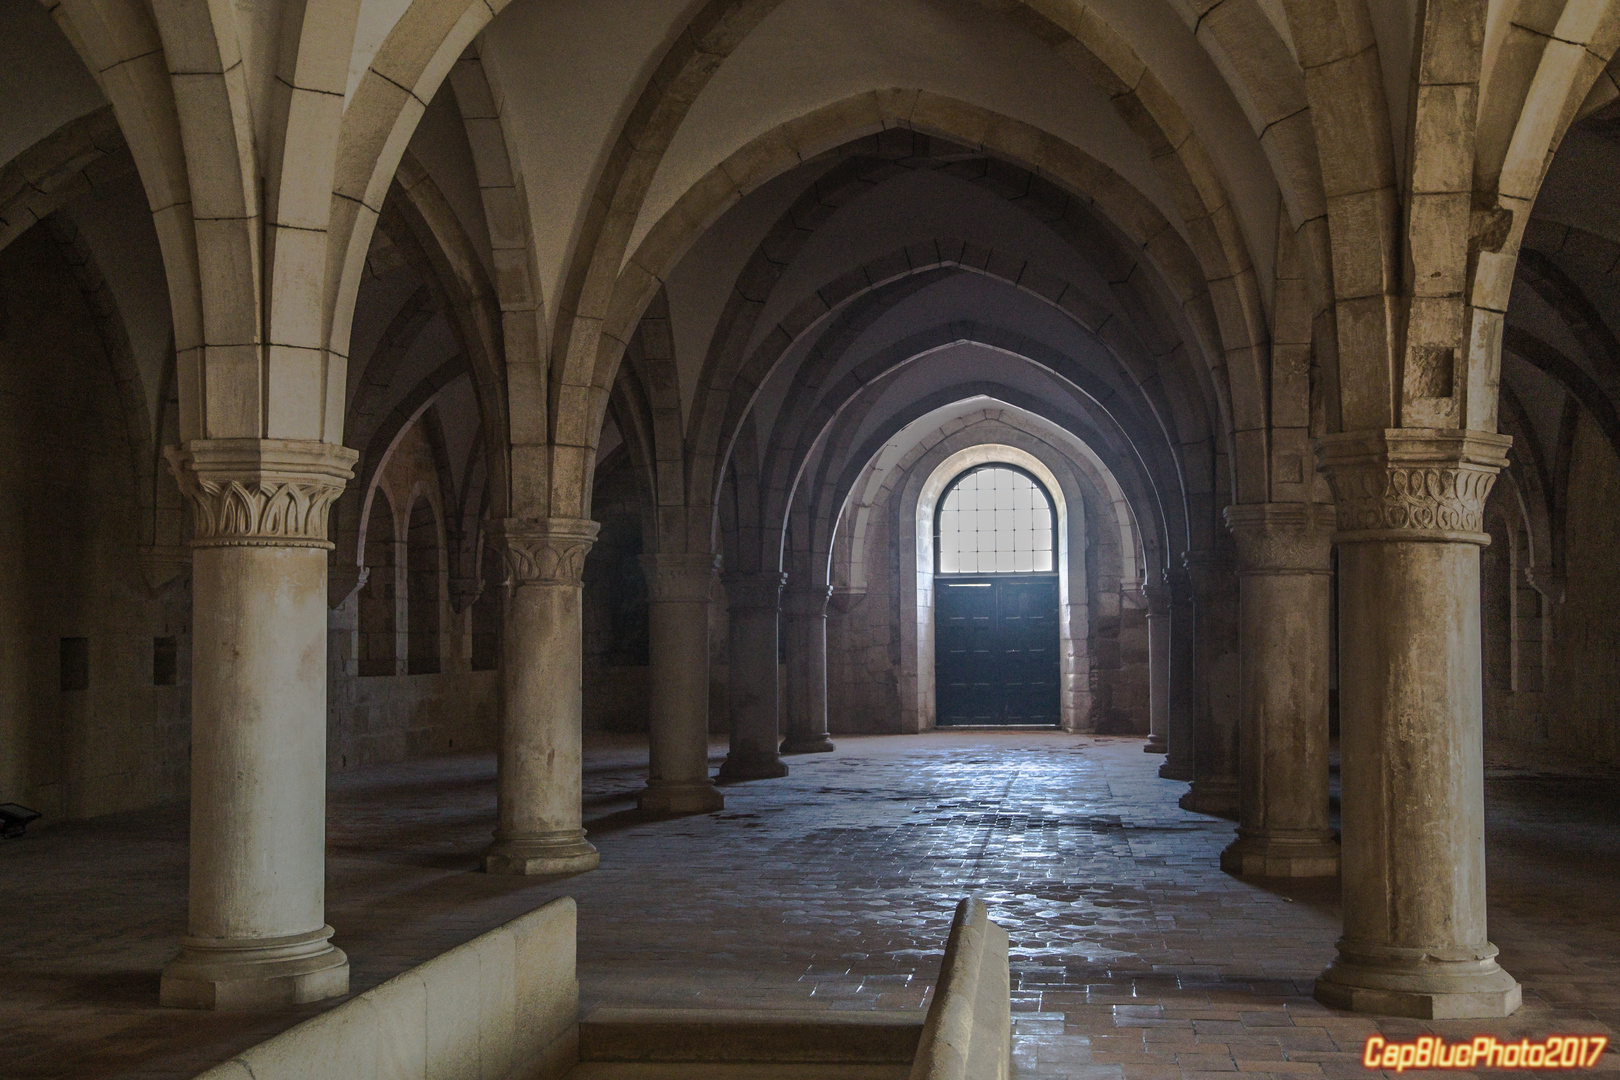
935;465;1056;574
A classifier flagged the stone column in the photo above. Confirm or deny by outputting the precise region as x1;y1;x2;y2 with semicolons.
1178;552;1240;816
484;517;601;875
1314;429;1520;1018
781;584;836;755
720;572;789;780
1142;577;1170;754
1158;568;1196;781
160;439;357;1009
1220;503;1340;877
638;553;725;814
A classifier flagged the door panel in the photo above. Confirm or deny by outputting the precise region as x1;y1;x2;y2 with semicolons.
935;576;1060;726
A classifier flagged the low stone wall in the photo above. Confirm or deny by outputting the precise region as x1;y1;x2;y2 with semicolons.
193;897;579;1080
911;897;1011;1080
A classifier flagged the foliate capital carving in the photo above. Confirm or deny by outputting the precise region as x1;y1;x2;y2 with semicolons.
1317;429;1510;545
639;552;720;604
491;517;599;586
1141;578;1171;618
1223;502;1335;574
723;572;787;612
783;584;834;618
165;440;358;549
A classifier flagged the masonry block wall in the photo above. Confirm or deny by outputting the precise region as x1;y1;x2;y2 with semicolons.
328;418;498;770
1485;414;1620;766
0;229;190;821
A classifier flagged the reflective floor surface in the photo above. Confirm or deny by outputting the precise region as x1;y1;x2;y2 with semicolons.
0;733;1615;1079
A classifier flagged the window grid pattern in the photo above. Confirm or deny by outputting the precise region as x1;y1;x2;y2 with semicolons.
936;466;1055;574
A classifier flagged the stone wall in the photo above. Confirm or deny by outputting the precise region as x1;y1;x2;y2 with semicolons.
828;512;904;734
328;418;499;769
1483;414;1620;765
0;229;191;821
580;452;733;736
826;448;1149;738
0;225;499;822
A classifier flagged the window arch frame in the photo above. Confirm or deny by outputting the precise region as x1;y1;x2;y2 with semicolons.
932;462;1059;576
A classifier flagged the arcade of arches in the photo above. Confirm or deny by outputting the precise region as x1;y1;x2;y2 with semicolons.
1;0;1619;1071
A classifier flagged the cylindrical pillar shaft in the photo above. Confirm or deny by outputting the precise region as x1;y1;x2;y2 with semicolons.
1159;569;1196;781
1220;503;1339;877
639;553;724;814
1143;578;1169;754
720;572;789;781
1179;552;1240;817
782;585;835;755
160;440;355;1010
1179;553;1237;816
1315;429;1520;1018
485;518;601;875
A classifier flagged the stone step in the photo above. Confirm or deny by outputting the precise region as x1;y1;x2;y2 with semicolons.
566;1064;911;1080
577;1007;924;1065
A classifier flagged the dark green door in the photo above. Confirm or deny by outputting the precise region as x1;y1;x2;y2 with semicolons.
935;575;1060;726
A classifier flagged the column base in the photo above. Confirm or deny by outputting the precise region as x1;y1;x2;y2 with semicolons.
1221;829;1340;878
1179;780;1239;817
780;735;835;755
160;925;349;1010
718;752;789;781
484;830;601;875
1315;942;1521;1019
1143;735;1167;754
1158;757;1192;781
638;780;724;815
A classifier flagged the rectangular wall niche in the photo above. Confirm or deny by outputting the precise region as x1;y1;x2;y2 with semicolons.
60;637;89;693
153;636;178;686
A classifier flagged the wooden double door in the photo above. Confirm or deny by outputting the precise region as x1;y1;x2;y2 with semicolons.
934;575;1060;726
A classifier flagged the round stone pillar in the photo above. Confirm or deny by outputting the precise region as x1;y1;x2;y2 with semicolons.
484;517;601;875
1179;552;1240;817
638;553;725;814
1142;577;1170;754
1220;503;1340;878
160;439;357;1009
781;584;835;755
1158;568;1196;782
720;572;789;780
1315;429;1520;1018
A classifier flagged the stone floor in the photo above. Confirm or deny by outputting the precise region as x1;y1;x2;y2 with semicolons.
0;732;1616;1080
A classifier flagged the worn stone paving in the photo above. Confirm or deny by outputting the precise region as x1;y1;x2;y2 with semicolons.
0;733;1615;1079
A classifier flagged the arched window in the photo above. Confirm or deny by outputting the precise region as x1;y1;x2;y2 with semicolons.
935;465;1056;574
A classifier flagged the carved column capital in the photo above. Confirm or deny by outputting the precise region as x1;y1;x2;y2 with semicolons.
165;439;358;550
783;584;834;618
723;571;787;612
1223;502;1336;574
491;517;599;586
1316;429;1511;545
639;552;720;604
1141;577;1171;618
